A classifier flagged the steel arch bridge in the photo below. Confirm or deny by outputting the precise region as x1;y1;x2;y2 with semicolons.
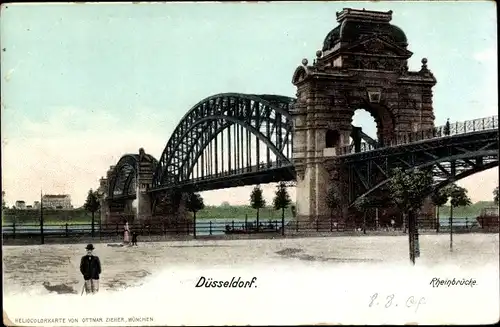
152;93;296;192
106;92;499;207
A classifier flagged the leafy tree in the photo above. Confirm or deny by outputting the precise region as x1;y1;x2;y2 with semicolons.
387;167;433;264
250;185;266;229
186;191;205;221
2;191;6;209
273;182;291;235
431;188;449;232
448;183;472;214
84;189;101;238
354;196;371;234
494;186;499;206
447;183;472;251
156;190;183;216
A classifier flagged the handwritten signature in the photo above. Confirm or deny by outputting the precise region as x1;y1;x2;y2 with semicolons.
369;293;426;313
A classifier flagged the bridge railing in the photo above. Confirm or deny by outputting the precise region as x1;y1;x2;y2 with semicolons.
3;216;497;243
338;115;499;155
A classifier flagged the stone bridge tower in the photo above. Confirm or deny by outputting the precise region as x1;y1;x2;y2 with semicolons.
291;8;437;223
99;149;156;226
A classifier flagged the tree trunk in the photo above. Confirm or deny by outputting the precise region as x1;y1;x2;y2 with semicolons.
408;211;415;265
436;205;440;233
91;211;95;238
403;212;407;233
281;208;285;236
414;210;420;258
256;208;260;230
449;205;453;252
363;210;367;234
193;211;197;239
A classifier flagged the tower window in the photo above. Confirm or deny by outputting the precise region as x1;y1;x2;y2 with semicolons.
325;129;339;148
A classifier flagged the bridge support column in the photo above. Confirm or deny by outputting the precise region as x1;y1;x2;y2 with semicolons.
135;148;155;224
136;189;152;223
152;190;191;232
100;199;110;225
293;123;351;227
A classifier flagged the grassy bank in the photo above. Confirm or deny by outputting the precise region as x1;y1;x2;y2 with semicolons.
2;209;93;226
2;202;496;226
437;201;497;218
196;205;294;220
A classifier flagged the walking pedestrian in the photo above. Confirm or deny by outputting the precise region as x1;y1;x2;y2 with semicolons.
444;118;451;136
79;244;101;295
123;219;130;245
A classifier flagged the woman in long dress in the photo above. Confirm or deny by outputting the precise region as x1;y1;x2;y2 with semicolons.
123;220;130;245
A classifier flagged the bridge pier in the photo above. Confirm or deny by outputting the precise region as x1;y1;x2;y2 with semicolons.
136;188;152;223
152;190;192;232
100;199;110;225
291;8;437;227
294;146;351;226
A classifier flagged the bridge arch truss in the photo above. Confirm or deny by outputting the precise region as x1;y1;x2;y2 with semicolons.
108;153;157;199
152;93;296;191
344;126;499;206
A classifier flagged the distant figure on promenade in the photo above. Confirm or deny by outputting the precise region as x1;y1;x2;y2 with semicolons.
444;118;451;136
131;231;138;246
79;244;101;295
123;220;130;245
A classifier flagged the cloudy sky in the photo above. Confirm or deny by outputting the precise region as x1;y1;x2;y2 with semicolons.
1;1;497;207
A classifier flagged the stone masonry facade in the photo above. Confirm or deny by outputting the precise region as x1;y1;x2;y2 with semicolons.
291;8;437;224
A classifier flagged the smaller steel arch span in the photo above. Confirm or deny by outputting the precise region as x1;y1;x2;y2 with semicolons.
122;172;136;197
108;155;139;198
181;120;292;183
160;115;291;185
109;153;159;198
349;150;499;207
154;93;294;186
429;161;499;196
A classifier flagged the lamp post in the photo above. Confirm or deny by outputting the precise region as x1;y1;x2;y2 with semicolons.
40;190;44;245
96;190;104;239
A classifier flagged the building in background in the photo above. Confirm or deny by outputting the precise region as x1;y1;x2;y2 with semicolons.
42;194;72;209
14;201;26;210
33;201;41;209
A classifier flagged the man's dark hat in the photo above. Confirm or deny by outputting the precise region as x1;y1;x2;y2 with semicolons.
86;244;95;250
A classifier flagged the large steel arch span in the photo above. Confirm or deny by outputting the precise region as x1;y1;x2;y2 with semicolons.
349;147;499;207
153;93;295;188
108;153;158;198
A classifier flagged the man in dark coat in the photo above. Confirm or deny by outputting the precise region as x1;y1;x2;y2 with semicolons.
80;244;101;294
131;231;138;246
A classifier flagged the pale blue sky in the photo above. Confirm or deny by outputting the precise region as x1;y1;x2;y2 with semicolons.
1;2;498;206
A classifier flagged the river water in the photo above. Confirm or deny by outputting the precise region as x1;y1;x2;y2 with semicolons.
3;233;499;325
2;217;482;237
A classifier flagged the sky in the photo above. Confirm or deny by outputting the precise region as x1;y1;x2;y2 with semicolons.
1;1;498;208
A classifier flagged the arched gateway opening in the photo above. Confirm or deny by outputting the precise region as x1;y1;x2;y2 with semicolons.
291;8;437;224
350;109;378;152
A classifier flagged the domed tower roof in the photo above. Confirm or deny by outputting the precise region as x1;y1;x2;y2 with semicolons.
322;8;408;52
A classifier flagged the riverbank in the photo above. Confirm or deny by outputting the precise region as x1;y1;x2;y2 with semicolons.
2;202;492;226
3;228;496;246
